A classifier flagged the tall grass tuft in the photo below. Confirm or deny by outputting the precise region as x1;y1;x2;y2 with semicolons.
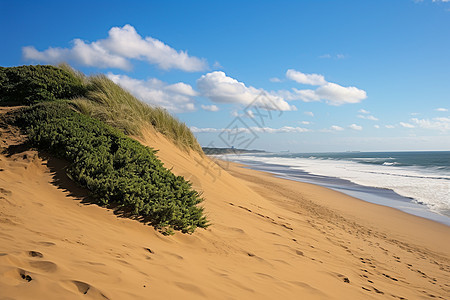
71;74;203;154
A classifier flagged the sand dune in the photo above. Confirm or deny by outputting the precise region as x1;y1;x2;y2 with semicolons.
0;115;449;299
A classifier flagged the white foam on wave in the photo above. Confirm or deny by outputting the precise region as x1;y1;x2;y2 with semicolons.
231;155;450;216
382;162;399;166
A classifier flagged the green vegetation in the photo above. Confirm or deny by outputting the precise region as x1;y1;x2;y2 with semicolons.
12;102;208;234
0;64;208;233
72;74;202;153
0;65;86;105
0;64;202;154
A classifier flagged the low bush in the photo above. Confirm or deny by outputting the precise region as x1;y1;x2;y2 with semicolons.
0;65;86;105
13;102;208;234
0;64;203;154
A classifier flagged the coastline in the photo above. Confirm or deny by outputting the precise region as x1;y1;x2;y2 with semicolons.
219;154;450;227
220;160;450;257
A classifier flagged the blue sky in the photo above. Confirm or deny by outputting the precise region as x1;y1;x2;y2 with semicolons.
1;0;450;152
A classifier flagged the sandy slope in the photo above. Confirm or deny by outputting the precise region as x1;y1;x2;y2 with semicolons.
0;113;449;299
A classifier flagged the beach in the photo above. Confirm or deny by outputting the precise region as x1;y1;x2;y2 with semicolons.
0;123;449;299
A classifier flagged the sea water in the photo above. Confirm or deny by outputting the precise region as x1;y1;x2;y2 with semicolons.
220;151;450;226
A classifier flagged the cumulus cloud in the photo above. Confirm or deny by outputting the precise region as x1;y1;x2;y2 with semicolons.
349;124;363;131
331;125;344;131
201;104;219;112
411;117;450;132
191;126;309;134
385;125;395;129
358;114;379;121
23;24;207;72
374;125;380;129
282;69;367;105
359;109;370;114
270;77;282;82
197;71;296;111
23;39;131;70
299;121;311;125
286;69;327;86
435;108;448;112
304;111;314;117
286;83;366;105
107;73;197;113
400;122;415;128
314;83;367;105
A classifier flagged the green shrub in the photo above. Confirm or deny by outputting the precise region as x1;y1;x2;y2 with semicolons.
0;65;86;105
13;102;208;233
0;64;203;154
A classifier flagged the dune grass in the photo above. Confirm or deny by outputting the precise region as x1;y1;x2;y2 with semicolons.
68;71;203;153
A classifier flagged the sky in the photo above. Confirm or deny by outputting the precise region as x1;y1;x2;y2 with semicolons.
1;0;450;152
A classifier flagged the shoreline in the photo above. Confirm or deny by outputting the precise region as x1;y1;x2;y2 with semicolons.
218;155;450;227
219;160;450;257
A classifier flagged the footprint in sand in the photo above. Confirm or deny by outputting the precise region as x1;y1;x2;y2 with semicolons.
2;268;33;285
28;261;57;273
28;251;43;258
61;280;110;299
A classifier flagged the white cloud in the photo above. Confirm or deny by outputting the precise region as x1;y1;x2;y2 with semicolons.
201;104;219;112
411;117;450;132
374;125;380;129
23;39;131;70
349;124;363;131
212;61;223;69
358;114;379;121
400;122;415;128
191;126;309;134
314;83;367;105
435;108;448;112
319;54;347;59
289;88;321;102
270;77;282;82
190;127;221;133
358;109;370;114
286;69;327;86
304;111;314;117
197;71;296;111
319;125;345;133
275;68;367;106
281;82;367;106
23;24;207;72
107;73;196;113
299;121;310;125
331;125;344;131
385;125;395;129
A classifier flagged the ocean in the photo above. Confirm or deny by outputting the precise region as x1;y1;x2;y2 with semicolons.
219;151;450;226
